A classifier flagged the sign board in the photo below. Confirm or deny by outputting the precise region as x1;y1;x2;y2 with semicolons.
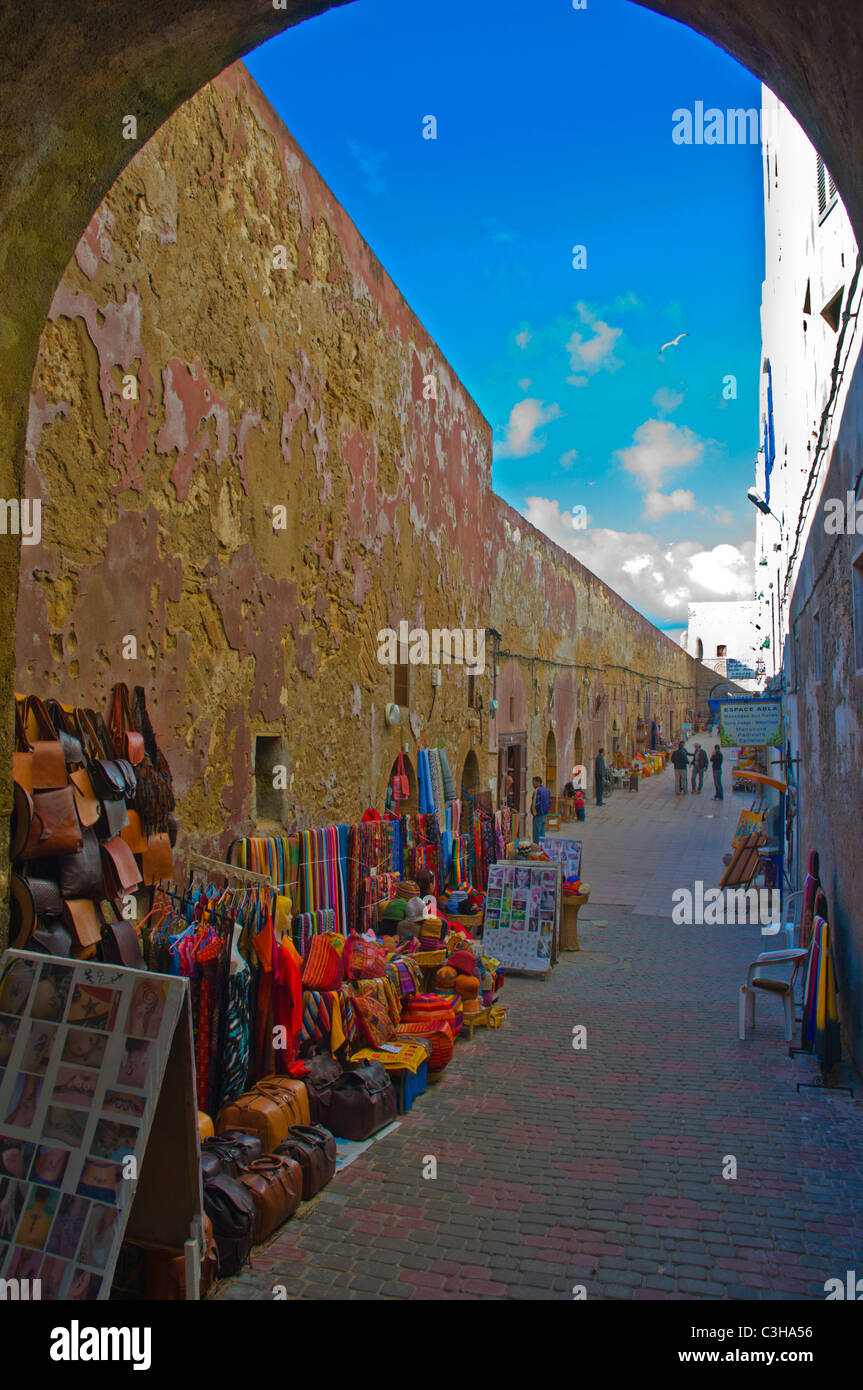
539;838;582;880
719;698;782;748
0;951;201;1300
482;862;561;975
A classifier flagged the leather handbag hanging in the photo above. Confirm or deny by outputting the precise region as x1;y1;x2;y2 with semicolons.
31;918;74;957
109;683;146;765
14;696;67;791
62;898;103;953
130;684;176;834
215;1076;310;1151
141;832;174;885
100;917;146;969
69;768;101;829
11;781;84;862
120;809;148;855
75;708;130;835
45;699;86;769
202;1173;255;1278
100;836;143;897
274;1123;336;1200
59;827;103;899
237;1155;302;1242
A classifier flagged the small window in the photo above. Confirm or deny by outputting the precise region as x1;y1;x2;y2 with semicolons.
467;672;476;708
393;661;409;709
509;694;515;723
853;552;863;672
822;289;843;333
817;153;838;218
717;644;727;657
254;734;289;825
813;611;823;684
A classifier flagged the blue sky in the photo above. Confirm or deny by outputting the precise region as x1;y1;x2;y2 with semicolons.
246;0;765;632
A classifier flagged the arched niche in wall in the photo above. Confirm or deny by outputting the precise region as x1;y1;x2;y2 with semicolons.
388;751;418;815
544;729;557;796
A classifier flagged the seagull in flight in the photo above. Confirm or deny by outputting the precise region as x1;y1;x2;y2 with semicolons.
659;332;689;356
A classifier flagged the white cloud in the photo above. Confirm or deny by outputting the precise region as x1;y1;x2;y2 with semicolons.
615;417;704;490
520;495;755;622
652;386;684;413
515;327;532;349
566;302;623;387
643;487;696;518
559;449;579;470
518;377;532;390
495;398;562;459
713;505;735;525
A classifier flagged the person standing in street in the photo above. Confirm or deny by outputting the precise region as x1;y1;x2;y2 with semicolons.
594;748;606;806
711;744;724;800
530;774;551;842
671;741;690;796
692;744;708;794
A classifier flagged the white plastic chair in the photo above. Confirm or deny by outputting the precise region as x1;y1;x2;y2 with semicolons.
760;890;803;949
738;948;809;1042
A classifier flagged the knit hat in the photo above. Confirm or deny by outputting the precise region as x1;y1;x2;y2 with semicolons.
403;896;428;923
382;898;407;921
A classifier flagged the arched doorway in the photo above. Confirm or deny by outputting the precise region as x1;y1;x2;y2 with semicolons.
387;752;418;816
612;720;621;759
544;729;557;798
460;748;480;830
573;726;584;786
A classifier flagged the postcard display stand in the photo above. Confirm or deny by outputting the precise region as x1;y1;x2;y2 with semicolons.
482;862;562;974
539;838;582;881
0;951;203;1300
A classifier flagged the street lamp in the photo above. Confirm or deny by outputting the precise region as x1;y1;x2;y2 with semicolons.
747;487;781;525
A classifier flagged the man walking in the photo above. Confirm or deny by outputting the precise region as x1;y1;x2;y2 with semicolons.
530;774;551;842
594;748;606;807
671;741;690;796
710;745;724;800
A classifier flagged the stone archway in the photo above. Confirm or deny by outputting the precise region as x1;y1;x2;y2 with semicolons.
2;0;863;929
544;729;557;798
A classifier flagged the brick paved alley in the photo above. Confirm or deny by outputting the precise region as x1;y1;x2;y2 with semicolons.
215;744;863;1300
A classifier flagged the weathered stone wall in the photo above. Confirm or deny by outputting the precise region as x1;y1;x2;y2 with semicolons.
787;347;863;1067
19;63;697;865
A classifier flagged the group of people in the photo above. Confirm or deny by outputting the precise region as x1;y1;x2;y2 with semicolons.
670;741;724;800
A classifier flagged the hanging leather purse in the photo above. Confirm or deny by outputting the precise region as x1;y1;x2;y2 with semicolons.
28;874;64;918
14;696;67;791
100;836;143;897
141;832;174;885
100;917;145;969
237;1155;302;1242
69;768;101;829
31;917;74;957
59;827;104;899
75;709;130;836
62;897;103;953
120;809;148;855
109;683;146;765
12;781;84;862
46;699;85;768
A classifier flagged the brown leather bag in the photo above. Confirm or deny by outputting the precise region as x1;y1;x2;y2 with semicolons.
109;683;146;765
317;1060;397;1141
274;1123;337;1200
100;836;143;897
120;809;148;854
59;827;103;899
15;696;67;791
100;918;145;969
216;1076;310;1150
237;1155;302;1242
12;782;84;861
144;1215;218;1299
304;1047;343;1123
62;898;103;952
70;768;101;828
141;832;174;885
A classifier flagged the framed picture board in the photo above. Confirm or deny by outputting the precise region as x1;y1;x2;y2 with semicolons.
539;838;582;880
0;951;201;1300
482;862;561;975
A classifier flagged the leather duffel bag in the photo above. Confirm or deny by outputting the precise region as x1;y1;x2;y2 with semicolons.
274;1123;337;1200
201;1131;263;1180
304;1047;343;1123
237;1155;302;1242
318;1060;396;1141
216;1076;310;1151
202;1173;256;1277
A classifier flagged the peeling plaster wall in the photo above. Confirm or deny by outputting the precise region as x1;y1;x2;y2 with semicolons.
19;63;696;863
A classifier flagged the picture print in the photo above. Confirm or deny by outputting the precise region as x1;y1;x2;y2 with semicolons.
0;961;36;1016
68;984;121;1032
31;964;75;1023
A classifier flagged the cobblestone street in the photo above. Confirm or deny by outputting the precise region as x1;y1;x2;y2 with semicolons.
216;751;863;1300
